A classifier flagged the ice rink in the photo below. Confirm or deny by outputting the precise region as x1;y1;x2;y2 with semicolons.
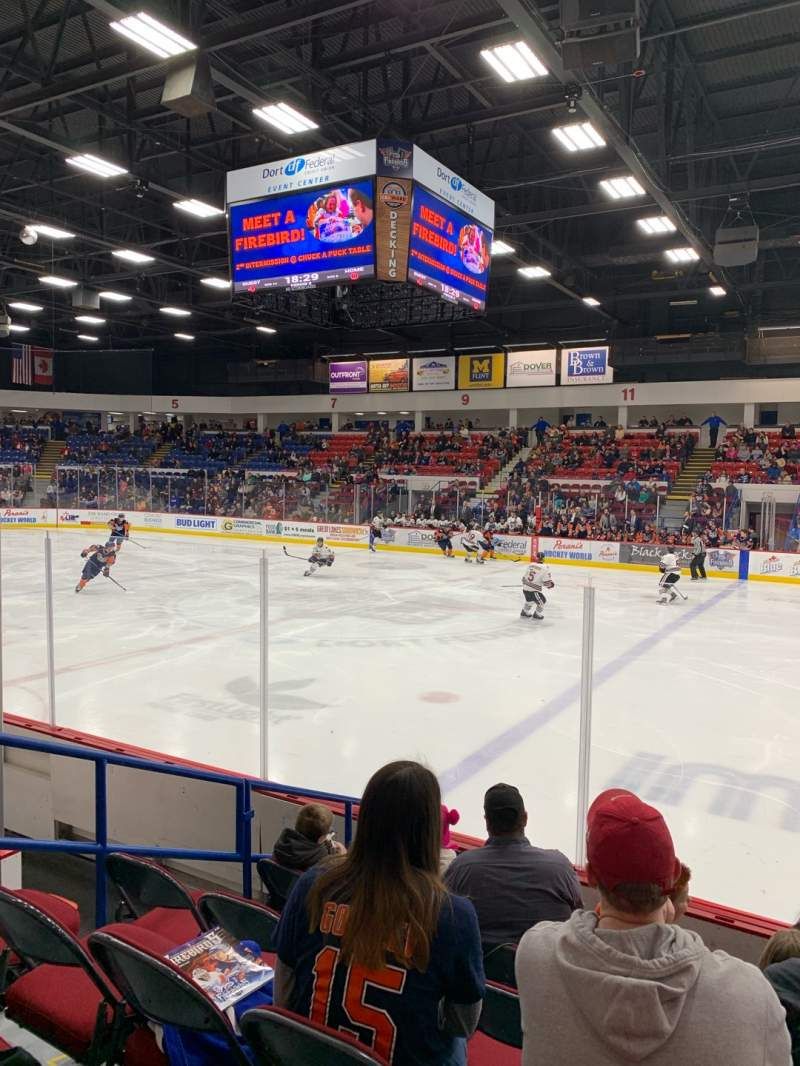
3;527;800;921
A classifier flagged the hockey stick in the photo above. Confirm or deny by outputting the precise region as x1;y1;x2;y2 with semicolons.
126;537;150;549
105;573;127;592
282;545;308;562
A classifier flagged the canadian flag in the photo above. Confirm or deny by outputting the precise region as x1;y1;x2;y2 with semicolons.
33;349;54;386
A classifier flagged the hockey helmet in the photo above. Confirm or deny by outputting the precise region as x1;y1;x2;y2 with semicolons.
535;551;546;562
316;537;324;546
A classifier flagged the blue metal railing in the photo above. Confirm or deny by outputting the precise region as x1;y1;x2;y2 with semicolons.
0;732;358;926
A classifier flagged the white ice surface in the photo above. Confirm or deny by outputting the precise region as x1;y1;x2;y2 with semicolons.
3;529;800;921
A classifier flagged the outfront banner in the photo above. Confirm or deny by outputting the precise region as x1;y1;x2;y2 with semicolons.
560;345;614;385
329;360;368;394
457;352;505;390
506;349;557;388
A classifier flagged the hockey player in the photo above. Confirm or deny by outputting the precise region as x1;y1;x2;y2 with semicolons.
461;526;481;563
658;551;684;604
107;513;130;551
369;513;385;552
305;537;335;577
75;543;117;593
435;521;456;558
477;527;496;564
520;552;555;621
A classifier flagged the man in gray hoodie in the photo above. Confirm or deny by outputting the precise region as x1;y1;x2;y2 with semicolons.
515;788;790;1065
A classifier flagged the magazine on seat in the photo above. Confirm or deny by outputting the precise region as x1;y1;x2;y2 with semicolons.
166;925;274;1010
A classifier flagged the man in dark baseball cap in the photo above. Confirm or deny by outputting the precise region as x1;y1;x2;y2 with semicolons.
444;782;581;948
515;789;789;1066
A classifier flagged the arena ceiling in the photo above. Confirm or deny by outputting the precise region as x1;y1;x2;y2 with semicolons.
2;0;800;370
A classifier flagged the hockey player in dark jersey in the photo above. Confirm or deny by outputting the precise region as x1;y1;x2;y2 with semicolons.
75;543;117;592
107;513;130;550
477;528;496;563
435;521;456;558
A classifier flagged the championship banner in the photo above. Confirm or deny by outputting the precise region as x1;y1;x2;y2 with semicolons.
412;355;455;391
375;177;411;282
368;358;410;393
329;360;368;394
560;345;614;385
457;352;505;389
506;349;557;388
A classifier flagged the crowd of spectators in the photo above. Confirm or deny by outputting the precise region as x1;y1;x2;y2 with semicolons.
712;424;800;485
265;759;794;1065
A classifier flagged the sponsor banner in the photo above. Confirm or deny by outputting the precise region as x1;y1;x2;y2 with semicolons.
457;353;505;390
226;139;376;204
750;551;800;579
491;534;533;559
412;145;495;228
560;345;614;386
316;523;370;542
539;538;620;564
404;529;439;548
329;360;368;394
506;349;557;388
281;522;317;537
368;357;410;393
620;543;693;567
140;514;166;529
219;517;266;535
375;176;412;282
173;516;218;531
412;355;456;391
1;508;56;526
376;138;414;178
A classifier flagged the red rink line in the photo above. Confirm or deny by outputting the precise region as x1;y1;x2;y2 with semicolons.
6;622;254;686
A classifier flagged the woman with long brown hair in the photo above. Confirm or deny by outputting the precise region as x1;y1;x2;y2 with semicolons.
273;760;485;1064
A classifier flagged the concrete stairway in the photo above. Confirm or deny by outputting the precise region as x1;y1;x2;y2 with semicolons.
660;447;717;530
32;437;64;504
146;442;172;467
476;440;537;501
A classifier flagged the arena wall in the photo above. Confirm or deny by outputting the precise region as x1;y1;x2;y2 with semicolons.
3;508;799;584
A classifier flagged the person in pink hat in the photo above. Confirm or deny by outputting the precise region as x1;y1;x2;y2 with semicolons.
515;788;790;1066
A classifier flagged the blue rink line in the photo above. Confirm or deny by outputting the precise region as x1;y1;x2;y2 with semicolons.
439;582;739;794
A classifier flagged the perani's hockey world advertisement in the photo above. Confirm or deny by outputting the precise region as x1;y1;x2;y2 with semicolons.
229;179;376;292
407;185;492;310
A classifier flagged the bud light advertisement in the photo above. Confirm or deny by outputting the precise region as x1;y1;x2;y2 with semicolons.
230;180;376;292
407;186;492;311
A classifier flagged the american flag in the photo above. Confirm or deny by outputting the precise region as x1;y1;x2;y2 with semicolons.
11;343;32;386
11;344;53;387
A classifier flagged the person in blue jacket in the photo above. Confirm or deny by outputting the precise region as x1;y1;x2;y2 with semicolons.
532;417;550;447
702;412;727;447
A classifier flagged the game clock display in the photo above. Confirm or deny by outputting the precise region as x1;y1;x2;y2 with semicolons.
229;179;376;292
406;185;492;311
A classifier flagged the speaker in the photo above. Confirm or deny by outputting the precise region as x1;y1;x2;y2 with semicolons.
161;54;215;118
560;0;640;67
714;223;759;267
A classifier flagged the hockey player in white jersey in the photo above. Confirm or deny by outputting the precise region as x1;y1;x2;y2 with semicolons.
305;537;335;577
462;527;480;562
521;552;555;620
369;514;385;552
657;551;684;604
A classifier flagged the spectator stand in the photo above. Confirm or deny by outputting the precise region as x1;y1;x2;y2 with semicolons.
0;463;33;507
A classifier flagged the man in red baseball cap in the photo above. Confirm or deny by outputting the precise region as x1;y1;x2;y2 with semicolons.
515;789;790;1066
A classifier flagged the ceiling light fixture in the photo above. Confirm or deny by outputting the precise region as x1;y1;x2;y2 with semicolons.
77;334;99;342
38;274;77;287
480;41;547;82
582;296;601;307
8;324;30;333
552;122;606;152
109;11;196;58
200;277;231;289
174;333;195;340
637;215;676;235
98;290;132;302
669;299;698;306
709;285;726;297
112;249;155;264
665;247;700;263
9;301;43;313
252;103;318;134
490;239;515;255
256;325;277;334
75;315;106;325
517;265;551;279
159;306;191;317
65;154;128;179
599;176;646;199
174;199;224;218
30;224;75;239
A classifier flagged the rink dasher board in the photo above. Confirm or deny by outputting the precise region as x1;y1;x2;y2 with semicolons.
4;509;800;584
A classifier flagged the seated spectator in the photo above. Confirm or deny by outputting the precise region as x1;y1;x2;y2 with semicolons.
272;802;345;871
444;783;581;949
273;761;485;1065
760;931;800;1065
515;789;790;1066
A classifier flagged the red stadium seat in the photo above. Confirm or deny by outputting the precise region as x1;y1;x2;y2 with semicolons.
106;853;203;943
